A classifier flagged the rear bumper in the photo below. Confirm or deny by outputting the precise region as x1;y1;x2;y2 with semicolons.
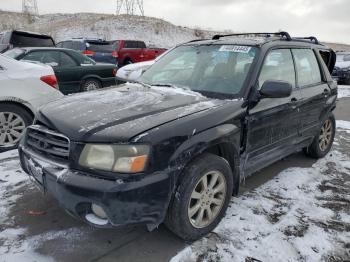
18;142;173;228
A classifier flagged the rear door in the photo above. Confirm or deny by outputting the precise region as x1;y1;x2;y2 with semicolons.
292;48;332;141
245;48;302;175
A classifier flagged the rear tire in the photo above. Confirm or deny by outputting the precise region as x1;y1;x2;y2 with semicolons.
165;153;234;241
81;78;102;92
304;113;335;159
0;104;33;152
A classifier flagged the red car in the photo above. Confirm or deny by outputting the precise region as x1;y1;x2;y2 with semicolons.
110;40;166;66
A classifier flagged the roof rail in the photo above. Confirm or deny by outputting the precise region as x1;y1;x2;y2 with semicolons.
212;32;292;41
294;36;319;45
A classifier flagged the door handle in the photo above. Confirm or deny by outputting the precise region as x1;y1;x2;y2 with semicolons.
290;97;298;102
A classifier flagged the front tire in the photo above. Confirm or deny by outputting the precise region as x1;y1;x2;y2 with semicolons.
0;104;33;152
304;113;335;159
165;153;234;241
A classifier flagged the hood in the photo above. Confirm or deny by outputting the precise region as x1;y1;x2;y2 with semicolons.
38;84;228;142
335;61;350;69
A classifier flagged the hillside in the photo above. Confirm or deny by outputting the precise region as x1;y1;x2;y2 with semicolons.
0;10;349;50
0;11;218;48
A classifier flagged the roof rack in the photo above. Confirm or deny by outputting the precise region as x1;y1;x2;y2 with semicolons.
212;32;292;41
294;36;319;45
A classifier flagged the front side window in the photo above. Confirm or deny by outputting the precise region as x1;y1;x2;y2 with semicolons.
139;45;257;97
258;49;295;89
292;49;322;87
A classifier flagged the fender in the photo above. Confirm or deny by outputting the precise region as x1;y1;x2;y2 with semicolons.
80;74;103;83
169;124;241;193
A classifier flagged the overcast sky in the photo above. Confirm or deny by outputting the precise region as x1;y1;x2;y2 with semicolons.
1;0;349;44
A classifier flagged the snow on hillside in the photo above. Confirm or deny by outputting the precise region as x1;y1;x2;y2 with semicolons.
0;11;220;48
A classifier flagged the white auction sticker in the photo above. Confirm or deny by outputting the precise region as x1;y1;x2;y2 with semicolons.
219;45;251;53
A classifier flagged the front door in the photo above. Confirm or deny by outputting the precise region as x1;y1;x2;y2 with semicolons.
245;48;302;175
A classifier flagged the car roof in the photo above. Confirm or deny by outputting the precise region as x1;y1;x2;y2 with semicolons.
183;32;330;49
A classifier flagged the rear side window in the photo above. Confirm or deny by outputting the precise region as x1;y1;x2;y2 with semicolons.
124;41;138;48
60;52;77;67
137;41;146;48
10;32;54;47
258;49;296;89
292;49;322;87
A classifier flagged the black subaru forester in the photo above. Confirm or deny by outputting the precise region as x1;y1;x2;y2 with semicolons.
19;32;337;241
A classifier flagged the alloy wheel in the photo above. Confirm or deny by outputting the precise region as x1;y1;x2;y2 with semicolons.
84;81;99;91
319;119;333;152
0;112;26;147
188;171;227;228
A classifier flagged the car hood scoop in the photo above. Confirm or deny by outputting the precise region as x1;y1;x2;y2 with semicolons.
38;83;222;142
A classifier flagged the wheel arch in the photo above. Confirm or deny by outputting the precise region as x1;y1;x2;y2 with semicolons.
170;124;241;195
0;98;35;120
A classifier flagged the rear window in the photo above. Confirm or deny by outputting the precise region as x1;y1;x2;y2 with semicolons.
87;42;114;53
10;32;55;47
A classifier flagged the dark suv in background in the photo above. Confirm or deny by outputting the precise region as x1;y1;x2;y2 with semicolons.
332;51;350;84
57;38;118;65
19;32;337;241
0;30;55;53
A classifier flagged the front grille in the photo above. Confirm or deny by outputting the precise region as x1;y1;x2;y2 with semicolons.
26;125;70;161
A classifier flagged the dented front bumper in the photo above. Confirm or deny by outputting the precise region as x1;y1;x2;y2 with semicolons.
18;143;173;229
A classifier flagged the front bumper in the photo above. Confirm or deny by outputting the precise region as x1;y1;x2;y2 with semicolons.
18;143;173;228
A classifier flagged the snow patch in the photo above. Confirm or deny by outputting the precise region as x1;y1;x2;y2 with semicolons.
338;85;350;99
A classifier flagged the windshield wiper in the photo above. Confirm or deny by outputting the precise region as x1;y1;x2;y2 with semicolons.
150;83;176;88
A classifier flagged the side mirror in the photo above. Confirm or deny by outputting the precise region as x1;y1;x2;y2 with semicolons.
260;80;292;98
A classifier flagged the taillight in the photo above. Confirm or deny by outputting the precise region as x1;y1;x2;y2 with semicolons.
82;50;96;56
113;68;117;76
40;75;58;89
112;51;118;58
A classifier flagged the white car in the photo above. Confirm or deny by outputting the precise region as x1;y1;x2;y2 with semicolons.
0;55;63;151
116;47;174;82
116;60;155;82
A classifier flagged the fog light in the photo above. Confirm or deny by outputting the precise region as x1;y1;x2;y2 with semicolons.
91;204;107;219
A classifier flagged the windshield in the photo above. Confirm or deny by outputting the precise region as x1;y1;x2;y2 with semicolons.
139;45;257;97
3;48;25;59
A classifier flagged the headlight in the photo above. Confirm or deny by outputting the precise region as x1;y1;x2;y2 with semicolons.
79;144;150;173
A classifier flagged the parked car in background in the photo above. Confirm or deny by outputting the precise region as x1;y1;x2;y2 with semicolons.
109;40;166;66
0;54;63;151
56;38;118;65
5;48;117;94
0;30;55;53
18;32;337;240
332;51;350;84
116;60;154;83
116;47;173;83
